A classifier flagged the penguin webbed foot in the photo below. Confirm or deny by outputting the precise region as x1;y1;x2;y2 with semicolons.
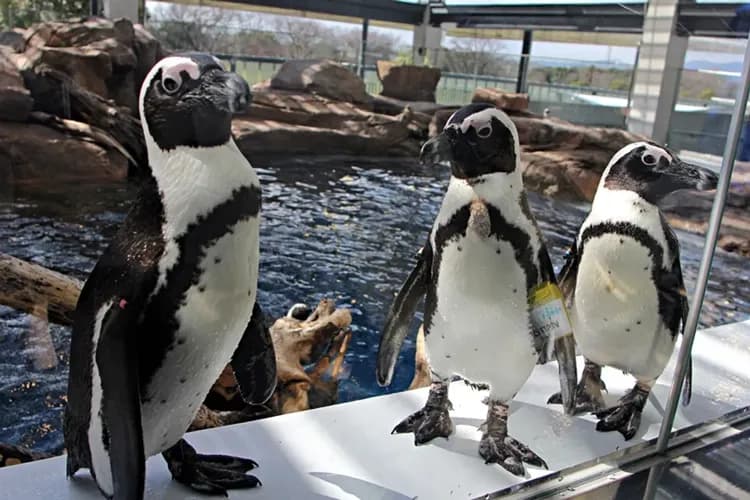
392;381;453;445
392;405;453;444
479;434;548;476
594;384;650;440
547;381;606;414
547;360;606;415
479;400;547;476
163;439;261;495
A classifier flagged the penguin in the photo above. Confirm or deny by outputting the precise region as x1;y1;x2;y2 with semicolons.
547;141;718;440
376;103;577;476
63;53;277;499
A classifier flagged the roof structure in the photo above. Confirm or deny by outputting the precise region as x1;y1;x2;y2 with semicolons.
185;0;750;37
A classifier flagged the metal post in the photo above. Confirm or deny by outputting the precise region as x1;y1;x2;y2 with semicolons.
358;18;369;79
516;30;533;94
642;32;750;500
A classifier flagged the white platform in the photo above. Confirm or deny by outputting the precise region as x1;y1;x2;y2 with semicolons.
2;320;750;500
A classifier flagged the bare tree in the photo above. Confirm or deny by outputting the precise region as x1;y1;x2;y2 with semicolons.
442;36;510;76
147;3;243;53
272;17;339;60
339;27;400;65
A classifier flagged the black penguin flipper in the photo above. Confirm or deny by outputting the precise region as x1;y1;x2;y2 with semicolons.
556;238;580;310
536;242;578;415
97;301;146;500
231;302;277;405
376;243;432;387
660;215;692;406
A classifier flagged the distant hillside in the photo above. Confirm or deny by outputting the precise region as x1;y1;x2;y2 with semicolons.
684;60;743;73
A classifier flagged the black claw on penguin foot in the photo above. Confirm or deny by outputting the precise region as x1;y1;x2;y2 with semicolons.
391;406;453;445
594;402;643;440
548;390;604;415
478;435;548;476
593;384;649;440
163;439;262;495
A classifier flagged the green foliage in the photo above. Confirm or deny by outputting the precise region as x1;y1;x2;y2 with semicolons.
1;0;87;29
698;87;715;100
393;49;412;66
608;78;630;91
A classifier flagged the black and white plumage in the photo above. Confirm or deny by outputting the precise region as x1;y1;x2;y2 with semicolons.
376;103;577;476
548;141;718;440
64;53;276;499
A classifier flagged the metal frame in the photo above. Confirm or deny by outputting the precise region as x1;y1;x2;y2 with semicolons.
215;0;424;25
642;29;750;500
180;1;750;37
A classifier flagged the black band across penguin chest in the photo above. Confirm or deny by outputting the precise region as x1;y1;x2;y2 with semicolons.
424;201;540;332
137;184;261;392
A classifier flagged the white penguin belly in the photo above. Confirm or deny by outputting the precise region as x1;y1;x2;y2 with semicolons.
573;235;675;381
141;217;260;456
427;234;537;402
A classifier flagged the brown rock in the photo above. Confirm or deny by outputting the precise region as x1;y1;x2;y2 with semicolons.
719;235;750;256
376;61;441;102
0;121;128;184
521;149;612;202
25;17;119;49
132;23;166;92
15;18;164;110
270;59;369;104
0;47;33;121
38;46;112;98
233;115;417;158
473;87;529;112
234;90;420;157
0;31;25;52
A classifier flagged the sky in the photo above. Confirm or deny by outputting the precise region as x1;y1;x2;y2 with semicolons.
146;1;747;70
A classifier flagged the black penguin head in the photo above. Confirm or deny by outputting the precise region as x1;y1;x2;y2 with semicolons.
420;103;519;179
139;53;252;151
603;142;718;203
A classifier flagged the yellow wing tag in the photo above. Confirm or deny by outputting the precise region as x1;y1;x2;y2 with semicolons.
529;282;573;342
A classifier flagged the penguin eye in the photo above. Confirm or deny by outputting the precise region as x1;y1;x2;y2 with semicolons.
642;152;658;166
476;125;492;139
162;75;181;95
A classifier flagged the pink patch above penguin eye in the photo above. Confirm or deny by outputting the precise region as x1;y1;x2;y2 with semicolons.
119;298;128;310
161;58;200;83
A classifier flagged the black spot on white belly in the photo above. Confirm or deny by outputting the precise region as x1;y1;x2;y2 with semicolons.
198;286;206;293
214;257;221;264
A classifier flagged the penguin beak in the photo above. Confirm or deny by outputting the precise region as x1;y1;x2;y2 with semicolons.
662;159;719;192
204;70;252;114
419;133;452;166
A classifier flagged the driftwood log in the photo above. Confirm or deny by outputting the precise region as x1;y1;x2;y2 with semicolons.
0;252;354;464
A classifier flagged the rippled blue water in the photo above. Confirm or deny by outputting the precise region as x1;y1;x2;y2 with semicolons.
1;156;748;454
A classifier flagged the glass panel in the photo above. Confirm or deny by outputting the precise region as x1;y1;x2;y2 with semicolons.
1;1;749;499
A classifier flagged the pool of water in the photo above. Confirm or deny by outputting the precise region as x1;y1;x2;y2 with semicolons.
1;156;749;454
